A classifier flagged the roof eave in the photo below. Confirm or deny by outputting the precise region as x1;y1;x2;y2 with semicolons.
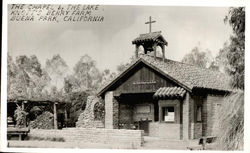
97;58;193;97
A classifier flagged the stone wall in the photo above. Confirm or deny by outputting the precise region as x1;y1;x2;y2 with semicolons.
76;96;104;128
29;128;144;148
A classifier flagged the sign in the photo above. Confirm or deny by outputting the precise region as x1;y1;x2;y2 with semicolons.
164;112;175;121
132;81;156;85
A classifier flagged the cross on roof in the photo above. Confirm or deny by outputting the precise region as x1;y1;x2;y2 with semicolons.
145;16;156;33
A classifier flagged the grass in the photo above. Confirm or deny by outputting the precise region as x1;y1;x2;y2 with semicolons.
214;91;244;150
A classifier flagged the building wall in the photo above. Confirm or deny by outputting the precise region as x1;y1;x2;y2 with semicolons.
148;99;182;139
191;95;203;139
104;91;119;129
105;91;113;129
193;123;202;139
149;122;181;139
202;93;224;137
183;93;190;140
205;94;224;136
29;128;144;148
114;65;176;94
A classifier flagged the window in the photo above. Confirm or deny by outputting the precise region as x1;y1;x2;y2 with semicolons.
162;107;175;122
196;106;202;122
136;105;151;113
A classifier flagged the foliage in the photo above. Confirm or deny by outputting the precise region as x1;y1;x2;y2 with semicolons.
65;91;90;127
45;54;69;90
215;91;244;150
116;56;136;73
224;7;245;89
181;47;214;68
94;98;105;121
14;105;28;128
7;54;51;100
29;111;54;129
72;54;102;93
100;69;116;86
28;106;44;121
8;53;116;127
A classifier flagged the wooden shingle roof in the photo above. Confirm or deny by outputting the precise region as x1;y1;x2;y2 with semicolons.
98;54;232;96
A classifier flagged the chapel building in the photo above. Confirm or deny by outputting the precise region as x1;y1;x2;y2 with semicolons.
98;24;231;140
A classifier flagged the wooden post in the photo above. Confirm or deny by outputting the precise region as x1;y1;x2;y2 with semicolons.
22;101;27;127
162;45;165;62
19;134;22;141
135;44;139;58
153;43;157;60
53;102;58;129
64;105;68;127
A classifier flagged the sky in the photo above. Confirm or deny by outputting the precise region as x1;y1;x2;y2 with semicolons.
8;5;233;72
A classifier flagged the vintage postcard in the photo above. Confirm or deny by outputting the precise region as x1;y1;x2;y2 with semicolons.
1;0;248;152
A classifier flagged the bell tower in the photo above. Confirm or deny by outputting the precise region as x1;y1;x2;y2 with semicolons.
132;16;168;61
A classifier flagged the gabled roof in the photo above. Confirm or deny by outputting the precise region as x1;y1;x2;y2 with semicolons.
132;31;168;45
98;54;232;97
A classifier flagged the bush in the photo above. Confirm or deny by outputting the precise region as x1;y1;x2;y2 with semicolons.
14;106;28;128
29;111;54;129
66;91;89;127
215;91;244;150
94;98;104;121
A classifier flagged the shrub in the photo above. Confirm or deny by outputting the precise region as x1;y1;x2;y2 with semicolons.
94;98;104;121
14;105;28;128
29;111;54;129
215;91;244;150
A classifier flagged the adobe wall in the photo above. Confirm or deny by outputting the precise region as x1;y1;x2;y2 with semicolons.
148;99;181;140
204;94;224;136
104;91;119;129
29;128;144;148
149;122;181;139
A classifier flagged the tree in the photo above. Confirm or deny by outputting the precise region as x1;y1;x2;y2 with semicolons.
45;54;69;90
116;56;136;73
7;55;50;100
224;7;245;89
71;54;102;93
181;47;214;68
100;69;116;86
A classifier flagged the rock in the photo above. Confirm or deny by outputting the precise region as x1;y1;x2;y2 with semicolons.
29;111;54;129
76;96;104;128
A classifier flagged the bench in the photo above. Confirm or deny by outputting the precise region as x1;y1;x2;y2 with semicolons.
7;127;30;140
199;136;217;149
187;136;217;150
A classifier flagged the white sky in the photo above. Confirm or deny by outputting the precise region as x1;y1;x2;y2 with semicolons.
8;5;233;72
